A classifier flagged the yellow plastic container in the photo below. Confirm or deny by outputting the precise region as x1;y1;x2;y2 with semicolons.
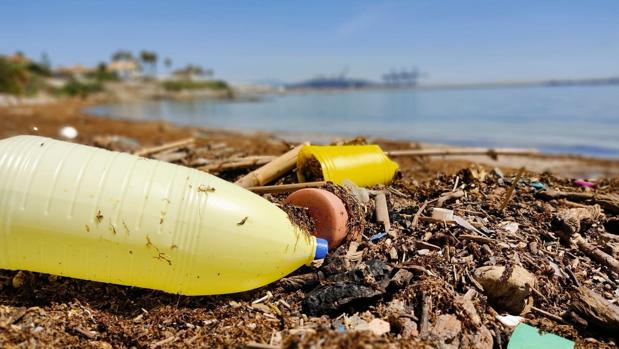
297;145;399;187
0;136;327;295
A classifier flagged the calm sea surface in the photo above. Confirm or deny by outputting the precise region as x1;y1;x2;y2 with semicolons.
88;85;619;157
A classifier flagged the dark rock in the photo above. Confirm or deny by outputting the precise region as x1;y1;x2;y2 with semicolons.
302;259;396;316
303;283;382;316
604;217;619;235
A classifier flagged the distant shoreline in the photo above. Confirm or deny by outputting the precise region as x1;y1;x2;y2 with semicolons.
284;76;619;93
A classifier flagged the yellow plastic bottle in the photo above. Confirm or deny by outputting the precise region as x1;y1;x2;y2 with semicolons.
297;144;399;187
0;135;327;295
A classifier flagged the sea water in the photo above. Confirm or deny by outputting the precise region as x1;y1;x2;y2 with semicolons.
88;85;619;158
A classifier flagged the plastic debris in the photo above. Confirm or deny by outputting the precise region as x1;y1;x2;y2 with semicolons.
432;207;454;221
507;324;574;349
297;144;399;187
529;181;545;190
59;126;78;139
495;314;525;327
574;179;595;188
453;215;483;235
369;232;388;242
285;188;349;249
432;207;483;234
0;135;328;295
342;179;370;203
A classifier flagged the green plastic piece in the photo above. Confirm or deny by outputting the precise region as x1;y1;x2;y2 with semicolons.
507;324;574;349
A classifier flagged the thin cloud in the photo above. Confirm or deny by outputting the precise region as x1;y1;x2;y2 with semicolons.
336;3;394;38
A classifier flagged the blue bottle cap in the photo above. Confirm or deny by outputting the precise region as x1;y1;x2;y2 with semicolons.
314;238;328;260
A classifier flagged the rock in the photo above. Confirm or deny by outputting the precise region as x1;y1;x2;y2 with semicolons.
455;290;481;326
387;299;406;314
367;319;391;336
604;217;619;235
347;313;369;331
91;341;113;349
347;314;390;336
388;269;413;291
228;301;242;308
461;325;493;349
303;283;382;316
474;265;536;314
398;317;418;339
427;314;461;349
321;254;352;277
12;271;25;288
388;246;398;261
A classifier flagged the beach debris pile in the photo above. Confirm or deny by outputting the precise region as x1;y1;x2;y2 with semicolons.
1;136;618;348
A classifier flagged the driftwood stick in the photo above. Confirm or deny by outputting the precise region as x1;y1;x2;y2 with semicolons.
134;138;194;157
499;167;525;211
419;294;432;337
538;190;619;214
571;286;619;333
246;181;327;195
236;143;308;187
531;306;565;323
198;156;276;172
412;200;428;228
375;191;391;234
385;147;539;158
601;233;619;244
437;189;464;207
573;235;619;275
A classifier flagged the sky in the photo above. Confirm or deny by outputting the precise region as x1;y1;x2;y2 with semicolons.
1;0;618;84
